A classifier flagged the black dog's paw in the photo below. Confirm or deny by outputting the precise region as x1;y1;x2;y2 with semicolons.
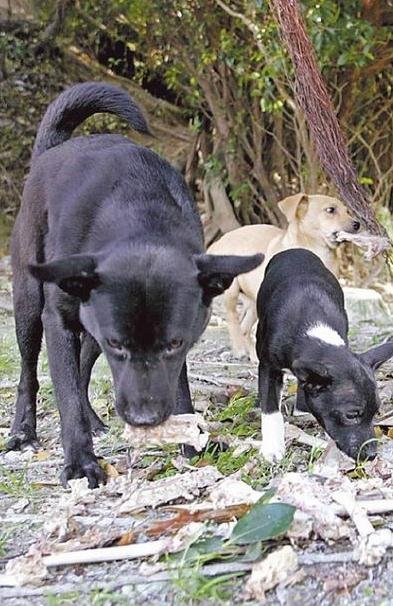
181;444;198;459
60;455;106;489
7;431;40;452
90;418;108;437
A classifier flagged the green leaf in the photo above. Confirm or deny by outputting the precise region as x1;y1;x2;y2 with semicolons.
230;500;295;545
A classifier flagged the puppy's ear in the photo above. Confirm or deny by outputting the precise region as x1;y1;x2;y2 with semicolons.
359;342;393;371
292;359;332;394
195;253;263;301
29;255;100;301
278;193;309;222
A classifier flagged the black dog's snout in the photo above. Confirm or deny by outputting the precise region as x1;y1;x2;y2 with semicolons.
352;220;361;232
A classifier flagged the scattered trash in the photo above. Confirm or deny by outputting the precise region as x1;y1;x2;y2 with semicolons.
245;545;302;601
313;441;356;478
0;548;48;587
354;528;393;566
118;466;223;513
274;473;351;541
123;413;209;451
285;424;328;450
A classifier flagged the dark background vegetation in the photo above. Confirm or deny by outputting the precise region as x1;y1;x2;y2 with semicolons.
1;0;392;250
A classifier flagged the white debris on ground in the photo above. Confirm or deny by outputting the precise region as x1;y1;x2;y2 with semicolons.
122;413;209;451
117;465;223;513
245;545;302;601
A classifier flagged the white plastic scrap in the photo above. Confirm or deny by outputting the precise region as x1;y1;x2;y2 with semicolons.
123;413;209;451
245;545;300;601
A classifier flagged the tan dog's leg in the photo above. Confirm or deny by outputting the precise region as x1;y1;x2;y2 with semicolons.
238;293;258;362
223;279;249;356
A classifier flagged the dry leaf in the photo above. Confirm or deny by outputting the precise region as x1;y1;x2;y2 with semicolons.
146;503;251;537
99;459;120;477
116;530;136;546
34;450;51;461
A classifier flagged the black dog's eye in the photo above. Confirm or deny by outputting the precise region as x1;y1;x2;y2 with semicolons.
325;207;336;214
345;410;361;420
166;338;183;352
106;338;122;350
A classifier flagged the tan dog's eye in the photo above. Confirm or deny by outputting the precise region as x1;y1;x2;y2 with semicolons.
325;207;336;214
107;338;122;350
167;338;183;352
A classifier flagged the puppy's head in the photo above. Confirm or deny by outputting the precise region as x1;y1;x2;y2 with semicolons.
30;247;263;427
278;193;361;247
292;341;393;460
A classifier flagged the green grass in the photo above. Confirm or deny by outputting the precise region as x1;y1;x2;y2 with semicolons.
45;592;81;606
0;464;34;498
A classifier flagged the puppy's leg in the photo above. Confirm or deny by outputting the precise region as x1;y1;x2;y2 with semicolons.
295;386;310;413
8;274;43;450
80;332;107;435
224;280;249;357
43;299;105;488
258;363;285;463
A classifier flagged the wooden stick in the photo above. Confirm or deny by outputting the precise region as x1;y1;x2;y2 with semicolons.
42;539;173;567
332;491;374;537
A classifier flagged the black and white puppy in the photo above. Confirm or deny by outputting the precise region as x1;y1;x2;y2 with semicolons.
9;82;263;487
256;248;393;462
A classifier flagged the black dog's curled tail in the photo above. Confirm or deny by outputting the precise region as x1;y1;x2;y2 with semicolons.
32;81;151;159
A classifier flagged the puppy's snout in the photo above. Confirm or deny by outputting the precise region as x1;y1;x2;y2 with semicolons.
352;220;361;232
357;439;377;461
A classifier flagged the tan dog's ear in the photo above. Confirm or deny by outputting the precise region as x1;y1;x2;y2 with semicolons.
278;193;309;222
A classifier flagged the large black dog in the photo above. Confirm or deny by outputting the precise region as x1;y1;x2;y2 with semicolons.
9;82;262;487
256;249;393;462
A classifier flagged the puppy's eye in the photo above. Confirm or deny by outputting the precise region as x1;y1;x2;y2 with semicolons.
166;338;183;352
325;207;336;214
106;338;122;350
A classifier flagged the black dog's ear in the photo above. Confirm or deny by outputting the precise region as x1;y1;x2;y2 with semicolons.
29;255;100;301
359;341;393;371
194;253;264;300
292;359;332;394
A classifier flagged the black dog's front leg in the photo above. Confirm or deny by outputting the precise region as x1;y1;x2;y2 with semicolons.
43;304;105;488
174;361;198;458
175;361;193;415
79;332;107;435
258;362;285;463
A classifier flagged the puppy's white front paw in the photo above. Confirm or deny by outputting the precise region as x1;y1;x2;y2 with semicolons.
259;440;285;463
260;412;285;463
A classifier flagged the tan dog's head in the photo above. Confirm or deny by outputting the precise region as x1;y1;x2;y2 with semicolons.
278;193;361;247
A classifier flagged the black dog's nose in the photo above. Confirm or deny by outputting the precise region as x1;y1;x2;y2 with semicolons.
352;220;361;232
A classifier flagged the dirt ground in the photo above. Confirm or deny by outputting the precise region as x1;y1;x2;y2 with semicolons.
1;254;393;606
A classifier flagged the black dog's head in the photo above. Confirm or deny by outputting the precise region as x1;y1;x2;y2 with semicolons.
292;342;393;460
31;247;262;426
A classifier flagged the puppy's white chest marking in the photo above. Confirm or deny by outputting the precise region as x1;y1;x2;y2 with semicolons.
260;411;285;463
306;323;345;347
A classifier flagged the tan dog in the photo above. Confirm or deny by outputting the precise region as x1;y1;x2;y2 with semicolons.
208;193;360;360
